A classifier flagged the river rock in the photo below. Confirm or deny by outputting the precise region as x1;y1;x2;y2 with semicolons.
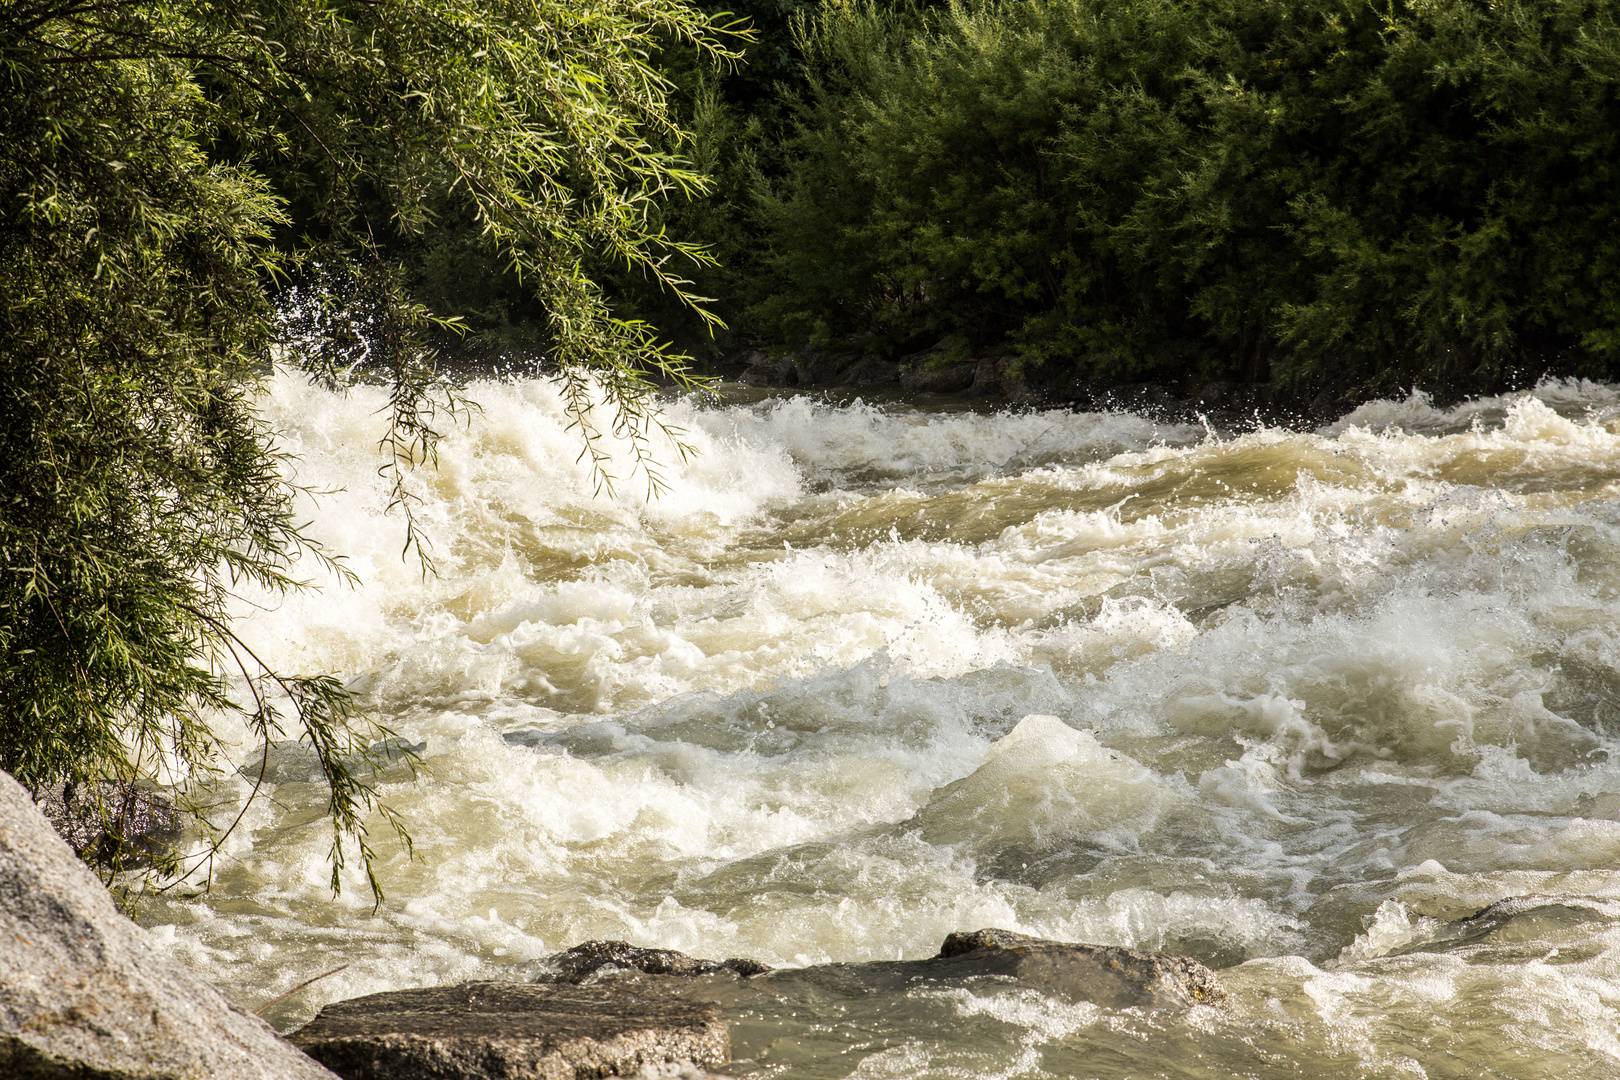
290;980;729;1080
30;778;182;869
538;940;772;983
969;357;1001;394
737;351;797;387
929;928;1224;1008
0;767;337;1080
899;359;978;393
839;357;902;386
897;335;978;393
793;348;857;386
536;932;1220;1014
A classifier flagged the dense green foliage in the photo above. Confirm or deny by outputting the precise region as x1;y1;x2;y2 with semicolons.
407;0;810;364
728;0;1620;397
0;0;740;893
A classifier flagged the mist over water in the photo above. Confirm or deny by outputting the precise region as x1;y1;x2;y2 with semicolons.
142;374;1620;1078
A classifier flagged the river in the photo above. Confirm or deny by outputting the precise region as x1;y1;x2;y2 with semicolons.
141;373;1620;1078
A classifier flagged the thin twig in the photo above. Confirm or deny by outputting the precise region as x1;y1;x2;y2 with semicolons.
253;964;350;1016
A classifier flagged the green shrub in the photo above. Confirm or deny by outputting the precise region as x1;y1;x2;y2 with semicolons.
751;0;1620;396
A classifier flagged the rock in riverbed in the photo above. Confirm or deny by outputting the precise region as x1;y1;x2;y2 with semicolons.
538;940;773;983
293;929;1219;1079
930;928;1224;1008
527;930;1219;1011
290;980;730;1080
30;777;182;869
0;767;337;1080
547;930;1221;1010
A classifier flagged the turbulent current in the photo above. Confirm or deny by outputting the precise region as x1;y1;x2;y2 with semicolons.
142;374;1620;1078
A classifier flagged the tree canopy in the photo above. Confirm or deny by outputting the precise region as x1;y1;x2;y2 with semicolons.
0;0;743;895
723;0;1620;400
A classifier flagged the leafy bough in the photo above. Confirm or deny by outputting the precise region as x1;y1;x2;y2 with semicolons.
0;0;747;902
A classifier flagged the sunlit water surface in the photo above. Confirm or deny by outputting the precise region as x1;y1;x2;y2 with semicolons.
140;375;1620;1078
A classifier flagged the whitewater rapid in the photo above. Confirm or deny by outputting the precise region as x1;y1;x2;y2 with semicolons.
143;375;1620;1078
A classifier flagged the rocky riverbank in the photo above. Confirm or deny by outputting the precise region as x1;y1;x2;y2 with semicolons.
720;337;1338;428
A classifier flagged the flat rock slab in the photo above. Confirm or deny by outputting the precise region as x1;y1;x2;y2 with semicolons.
0;768;336;1080
929;928;1224;1009
291;980;729;1080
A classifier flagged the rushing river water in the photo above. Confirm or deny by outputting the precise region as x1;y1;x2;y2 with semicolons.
141;373;1620;1078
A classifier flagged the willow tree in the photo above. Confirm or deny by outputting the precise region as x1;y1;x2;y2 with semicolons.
0;0;743;896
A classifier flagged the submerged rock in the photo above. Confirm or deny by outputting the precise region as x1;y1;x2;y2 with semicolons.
929;928;1224;1008
290;980;729;1080
634;1065;733;1079
539;940;772;984
0;768;336;1080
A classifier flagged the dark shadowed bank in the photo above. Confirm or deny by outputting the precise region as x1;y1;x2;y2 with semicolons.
712;336;1329;426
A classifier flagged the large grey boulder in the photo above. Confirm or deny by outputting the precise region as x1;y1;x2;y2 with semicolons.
928;928;1224;1008
290;980;730;1080
0;767;337;1080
